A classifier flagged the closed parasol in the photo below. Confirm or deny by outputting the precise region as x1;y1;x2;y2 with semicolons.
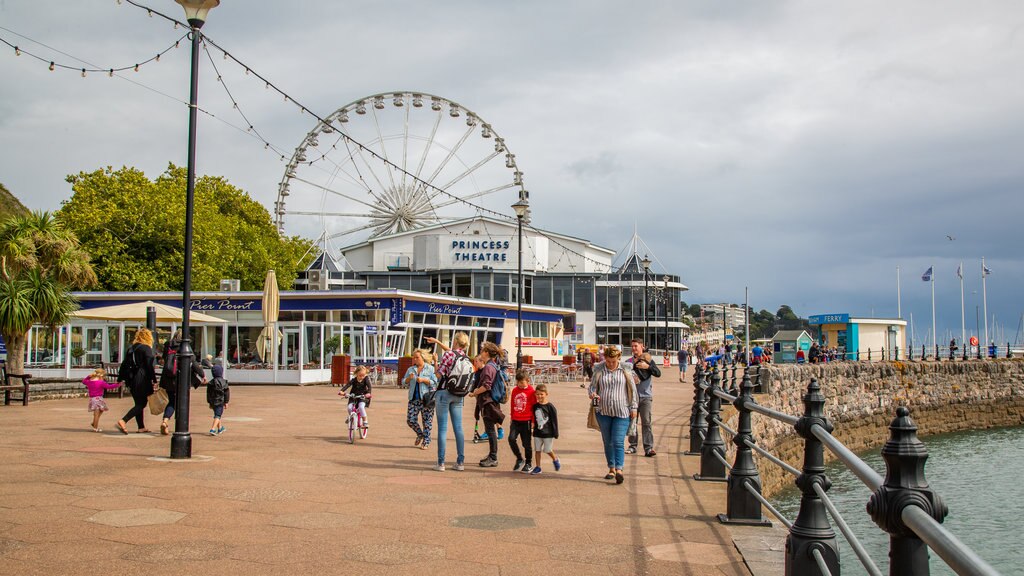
259;270;280;364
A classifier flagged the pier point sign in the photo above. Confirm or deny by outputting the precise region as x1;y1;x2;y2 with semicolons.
809;313;849;325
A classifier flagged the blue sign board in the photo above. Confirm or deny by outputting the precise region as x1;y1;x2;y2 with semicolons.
809;313;850;325
389;298;404;326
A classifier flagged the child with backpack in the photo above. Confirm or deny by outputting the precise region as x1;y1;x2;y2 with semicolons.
469;342;507;467
207;364;230;436
509;370;536;473
530;384;560;475
83;368;121;432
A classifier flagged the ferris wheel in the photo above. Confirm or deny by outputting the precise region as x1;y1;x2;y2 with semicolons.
274;91;528;244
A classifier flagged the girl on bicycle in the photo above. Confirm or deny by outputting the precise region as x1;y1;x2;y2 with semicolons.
340;365;372;427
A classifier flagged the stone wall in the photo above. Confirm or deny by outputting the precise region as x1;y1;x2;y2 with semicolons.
718;359;1024;497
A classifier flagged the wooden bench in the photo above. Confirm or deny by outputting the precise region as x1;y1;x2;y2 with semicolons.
1;374;32;406
102;363;127;398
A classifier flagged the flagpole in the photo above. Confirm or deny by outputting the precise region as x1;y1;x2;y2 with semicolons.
982;257;989;347
959;261;965;351
931;265;936;356
897;266;902;318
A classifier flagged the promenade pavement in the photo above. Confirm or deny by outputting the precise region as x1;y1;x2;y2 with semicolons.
0;367;775;576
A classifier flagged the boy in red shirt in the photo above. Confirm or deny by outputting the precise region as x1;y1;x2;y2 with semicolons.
508;370;536;473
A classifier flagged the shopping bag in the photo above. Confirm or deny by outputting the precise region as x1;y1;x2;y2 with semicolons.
148;388;169;415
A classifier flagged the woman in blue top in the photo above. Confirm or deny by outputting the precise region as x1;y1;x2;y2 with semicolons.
403;349;438;449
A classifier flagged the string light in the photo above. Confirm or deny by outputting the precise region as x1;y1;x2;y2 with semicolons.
80;68;86;77
1;33;186;76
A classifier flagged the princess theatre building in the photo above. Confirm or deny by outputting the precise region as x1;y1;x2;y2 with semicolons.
28;216;685;384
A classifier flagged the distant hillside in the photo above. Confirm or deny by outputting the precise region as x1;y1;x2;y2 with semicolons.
0;182;29;221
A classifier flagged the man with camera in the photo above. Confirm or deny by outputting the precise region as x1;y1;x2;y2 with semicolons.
626;338;661;457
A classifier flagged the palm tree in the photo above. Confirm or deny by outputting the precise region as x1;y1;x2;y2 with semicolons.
0;212;96;376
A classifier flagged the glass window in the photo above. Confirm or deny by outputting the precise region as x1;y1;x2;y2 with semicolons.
595;284;607;320
473;273;491;300
367;276;388;289
390;276;411;290
553;277;572;309
523;276;533;304
574;277;594;312
410;276;430;294
607;287;620;321
439;275;453;296
533;277;552;306
454;274;472;297
493;274;509;302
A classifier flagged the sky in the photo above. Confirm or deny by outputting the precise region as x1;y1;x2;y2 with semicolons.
1;0;1022;346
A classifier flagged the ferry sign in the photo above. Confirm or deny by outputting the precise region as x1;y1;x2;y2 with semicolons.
809;314;850;325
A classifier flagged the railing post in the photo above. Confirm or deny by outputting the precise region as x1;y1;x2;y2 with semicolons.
895;345;900;361
908;345;913;361
719;371;771;526
962;345;967;361
686;365;707;455
786;378;840;575
695;363;727;481
922;344;926;360
729;358;739;395
856;349;861;361
1007;343;1012;359
867;407;949;575
868;349;872;362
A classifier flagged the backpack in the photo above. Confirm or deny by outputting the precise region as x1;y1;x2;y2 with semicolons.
163;340;179;377
117;345;138;383
443;351;474;397
489;361;510;404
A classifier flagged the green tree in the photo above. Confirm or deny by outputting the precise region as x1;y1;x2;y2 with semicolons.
57;165;313;291
0;211;97;375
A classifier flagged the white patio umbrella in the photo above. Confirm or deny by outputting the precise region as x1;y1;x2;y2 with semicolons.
260;270;280;364
71;300;226;323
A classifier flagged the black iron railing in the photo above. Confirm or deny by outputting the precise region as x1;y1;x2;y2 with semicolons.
687;361;1002;576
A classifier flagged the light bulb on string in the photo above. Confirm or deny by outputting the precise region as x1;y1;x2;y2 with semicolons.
81;69;86;77
174;22;179;29
175;41;180;49
108;69;113;77
15;47;20;56
147;10;152;17
156;54;160;62
134;64;139;72
48;62;54;71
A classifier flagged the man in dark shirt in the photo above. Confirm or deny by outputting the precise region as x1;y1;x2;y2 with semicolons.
626;339;661;457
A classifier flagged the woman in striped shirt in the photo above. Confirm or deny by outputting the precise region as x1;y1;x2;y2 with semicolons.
588;347;638;484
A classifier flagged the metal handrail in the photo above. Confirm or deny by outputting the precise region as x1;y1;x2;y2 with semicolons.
711;417;737;437
811;548;834;576
687;364;1004;576
810;423;883;490
745;401;800;425
813;482;883;576
902;506;1001;576
741;437;800;477
743;479;792;529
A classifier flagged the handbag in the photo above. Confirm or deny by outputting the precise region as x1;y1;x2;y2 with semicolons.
587;379;601;430
421;389;436;409
148;388;169;415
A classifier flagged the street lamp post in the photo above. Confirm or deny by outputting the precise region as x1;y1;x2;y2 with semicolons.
512;198;529;371
641;255;651;347
171;0;219;460
663;275;670;353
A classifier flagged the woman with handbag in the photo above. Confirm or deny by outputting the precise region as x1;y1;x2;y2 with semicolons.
116;328;158;434
588;347;638;484
403;349;437;450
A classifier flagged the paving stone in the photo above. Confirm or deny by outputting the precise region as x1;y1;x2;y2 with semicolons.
86;508;186;527
348;541;444;565
222;487;301;502
450;514;536;531
122;540;232;562
271;511;357;529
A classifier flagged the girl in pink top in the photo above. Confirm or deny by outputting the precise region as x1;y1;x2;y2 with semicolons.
83;368;121;432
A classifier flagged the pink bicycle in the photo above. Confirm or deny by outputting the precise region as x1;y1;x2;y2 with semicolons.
344;393;369;444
